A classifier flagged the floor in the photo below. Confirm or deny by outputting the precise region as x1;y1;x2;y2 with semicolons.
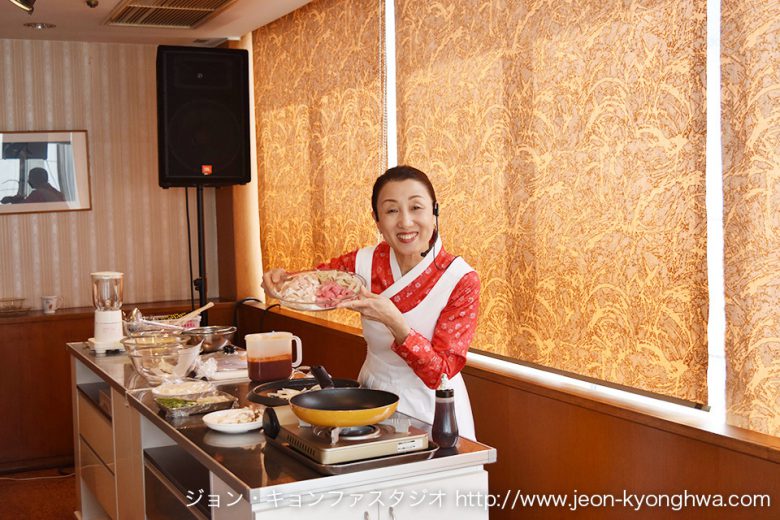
0;467;77;519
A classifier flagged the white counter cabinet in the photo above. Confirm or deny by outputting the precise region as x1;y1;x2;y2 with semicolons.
68;343;497;520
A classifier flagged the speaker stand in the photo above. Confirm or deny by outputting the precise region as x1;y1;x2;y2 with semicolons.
193;185;209;326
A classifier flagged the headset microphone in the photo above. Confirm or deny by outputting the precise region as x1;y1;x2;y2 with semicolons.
421;202;440;258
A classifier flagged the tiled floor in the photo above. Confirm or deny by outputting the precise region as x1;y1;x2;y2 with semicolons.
0;468;77;519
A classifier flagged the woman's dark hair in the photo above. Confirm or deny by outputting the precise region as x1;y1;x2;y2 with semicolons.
371;165;437;221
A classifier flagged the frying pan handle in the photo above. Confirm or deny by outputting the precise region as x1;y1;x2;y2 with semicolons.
262;407;280;439
311;365;336;389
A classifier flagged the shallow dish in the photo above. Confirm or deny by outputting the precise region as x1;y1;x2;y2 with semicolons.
0;306;31;317
203;408;263;433
270;270;365;311
0;297;25;312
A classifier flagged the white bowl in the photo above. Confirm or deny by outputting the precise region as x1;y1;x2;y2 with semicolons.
203;408;263;434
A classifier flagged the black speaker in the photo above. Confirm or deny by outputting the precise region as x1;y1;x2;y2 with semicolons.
157;45;250;187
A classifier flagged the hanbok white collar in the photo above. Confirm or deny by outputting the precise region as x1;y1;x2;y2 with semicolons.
384;235;443;298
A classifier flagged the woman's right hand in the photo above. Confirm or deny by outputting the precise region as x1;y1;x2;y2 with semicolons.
262;268;288;295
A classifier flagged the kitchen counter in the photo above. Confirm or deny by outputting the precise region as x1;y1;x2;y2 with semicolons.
68;343;497;519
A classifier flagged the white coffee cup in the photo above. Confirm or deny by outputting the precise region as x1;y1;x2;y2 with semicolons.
42;295;63;314
245;331;302;383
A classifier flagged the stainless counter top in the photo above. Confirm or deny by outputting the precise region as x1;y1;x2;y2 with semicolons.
66;343;497;506
68;341;154;395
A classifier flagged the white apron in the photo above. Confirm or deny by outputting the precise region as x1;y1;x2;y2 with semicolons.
354;239;476;440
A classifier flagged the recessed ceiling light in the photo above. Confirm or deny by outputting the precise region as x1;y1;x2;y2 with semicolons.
24;22;55;30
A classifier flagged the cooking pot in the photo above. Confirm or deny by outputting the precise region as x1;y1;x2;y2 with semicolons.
287;365;399;427
182;325;236;353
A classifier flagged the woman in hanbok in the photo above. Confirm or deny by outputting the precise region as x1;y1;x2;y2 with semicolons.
263;165;479;439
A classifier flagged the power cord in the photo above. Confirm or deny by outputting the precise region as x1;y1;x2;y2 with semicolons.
233;298;280;348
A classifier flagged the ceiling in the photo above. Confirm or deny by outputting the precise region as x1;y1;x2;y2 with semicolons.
0;0;312;46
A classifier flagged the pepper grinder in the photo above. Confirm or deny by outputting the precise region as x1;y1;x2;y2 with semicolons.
432;373;459;448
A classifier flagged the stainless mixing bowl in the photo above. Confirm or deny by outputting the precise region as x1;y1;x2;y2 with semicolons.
182;325;237;353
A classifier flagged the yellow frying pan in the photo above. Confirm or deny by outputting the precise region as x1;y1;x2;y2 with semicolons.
288;366;399;427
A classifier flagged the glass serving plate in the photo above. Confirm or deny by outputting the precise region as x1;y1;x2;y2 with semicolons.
270;269;365;311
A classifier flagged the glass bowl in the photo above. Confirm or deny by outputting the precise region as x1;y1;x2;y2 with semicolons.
270;270;365;311
120;332;186;352
127;344;201;385
0;297;25;311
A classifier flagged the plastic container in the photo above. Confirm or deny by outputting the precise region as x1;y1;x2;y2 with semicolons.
154;391;237;419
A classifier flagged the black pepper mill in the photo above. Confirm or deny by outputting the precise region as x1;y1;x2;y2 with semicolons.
432;374;459;448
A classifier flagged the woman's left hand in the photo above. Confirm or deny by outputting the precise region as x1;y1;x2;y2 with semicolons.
338;287;410;344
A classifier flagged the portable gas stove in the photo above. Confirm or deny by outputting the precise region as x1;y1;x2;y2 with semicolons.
262;408;437;472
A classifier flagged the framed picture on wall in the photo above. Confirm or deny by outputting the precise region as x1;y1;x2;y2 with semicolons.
0;130;91;215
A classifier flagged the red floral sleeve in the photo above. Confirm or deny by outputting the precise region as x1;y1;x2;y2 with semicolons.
391;271;480;389
316;250;358;272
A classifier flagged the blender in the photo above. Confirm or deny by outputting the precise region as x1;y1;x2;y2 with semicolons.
88;271;124;354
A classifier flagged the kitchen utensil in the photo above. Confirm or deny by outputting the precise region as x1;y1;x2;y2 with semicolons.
182;325;236;353
126;343;201;385
245;331;302;383
288;365;399;427
248;377;360;407
124;308;201;335
173;302;214;327
269;270;365;311
89;271;124;353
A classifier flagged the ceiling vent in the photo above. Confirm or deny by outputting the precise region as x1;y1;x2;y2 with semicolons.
107;0;238;29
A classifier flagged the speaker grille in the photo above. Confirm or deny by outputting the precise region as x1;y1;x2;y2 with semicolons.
108;0;237;29
157;46;250;187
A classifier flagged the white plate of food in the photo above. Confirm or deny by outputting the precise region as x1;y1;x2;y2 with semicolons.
202;407;263;433
271;270;365;311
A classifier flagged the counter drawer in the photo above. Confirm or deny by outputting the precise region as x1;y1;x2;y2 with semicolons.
145;461;209;520
78;389;114;468
80;437;117;519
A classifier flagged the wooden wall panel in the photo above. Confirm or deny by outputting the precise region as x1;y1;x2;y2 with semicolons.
0;301;233;473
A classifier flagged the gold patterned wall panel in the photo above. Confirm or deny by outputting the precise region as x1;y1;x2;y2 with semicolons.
0;39;202;309
722;0;780;437
396;1;709;402
253;0;382;327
